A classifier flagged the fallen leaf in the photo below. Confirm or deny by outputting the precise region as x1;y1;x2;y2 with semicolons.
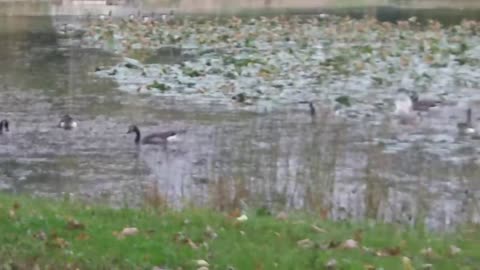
13;202;20;210
195;260;209;267
341;239;358;249
229;208;241;218
51;237;69;248
76;232;90;241
33;231;47;241
236;214;248;222
364;264;376;270
420;247;438;258
275;211;288;221
204;225;218;240
325;259;337;270
66;219;85;230
185;238;198;249
116;227;139;239
327;240;341;249
297;238;315;249
402;257;414;270
376;246;401;257
449;245;461;255
8;209;16;218
311;225;327;233
422;264;433;270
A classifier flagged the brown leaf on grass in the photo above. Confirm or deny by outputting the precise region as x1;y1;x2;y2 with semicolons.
422;264;433;270
33;231;47;241
402;256;414;270
340;239;359;249
311;225;327;233
325;259;337;270
115;227;139;239
420;247;439;259
229;208;241;219
204;225;218;240
174;232;186;243
184;238;199;249
8;209;16;219
364;264;376;270
76;232;90;241
327;240;341;249
195;260;209;267
449;245;461;256
13;202;20;210
275;211;288;221
50;237;69;248
297;238;315;249
376;246;401;257
66;219;85;230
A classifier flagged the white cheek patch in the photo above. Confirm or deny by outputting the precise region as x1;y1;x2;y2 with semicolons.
71;122;78;128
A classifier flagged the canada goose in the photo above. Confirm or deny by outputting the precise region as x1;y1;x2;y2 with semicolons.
409;91;441;111
58;114;77;130
457;108;476;135
127;125;182;145
0;119;9;134
298;101;316;117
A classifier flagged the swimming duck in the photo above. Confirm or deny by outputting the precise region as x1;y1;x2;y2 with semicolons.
0;119;9;134
58;114;77;130
457;108;476;135
127;125;182;145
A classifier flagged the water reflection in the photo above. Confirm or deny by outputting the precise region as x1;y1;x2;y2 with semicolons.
0;15;479;231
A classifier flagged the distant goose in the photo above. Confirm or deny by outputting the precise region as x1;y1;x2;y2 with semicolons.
409;91;441;111
457;108;476;135
394;89;418;124
298;100;316;117
127;125;183;145
0;119;9;134
58;114;77;130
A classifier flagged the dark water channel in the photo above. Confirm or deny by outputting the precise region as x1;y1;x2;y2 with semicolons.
0;10;480;231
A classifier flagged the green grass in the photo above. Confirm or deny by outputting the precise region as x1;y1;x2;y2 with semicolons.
0;193;479;270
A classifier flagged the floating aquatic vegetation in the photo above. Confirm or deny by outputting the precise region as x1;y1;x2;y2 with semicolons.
80;15;480;118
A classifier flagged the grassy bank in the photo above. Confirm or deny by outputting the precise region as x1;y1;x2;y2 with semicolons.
0;194;479;270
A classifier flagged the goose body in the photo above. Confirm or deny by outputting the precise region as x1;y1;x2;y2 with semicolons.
409;91;441;111
58;114;77;130
127;125;181;145
0;119;9;134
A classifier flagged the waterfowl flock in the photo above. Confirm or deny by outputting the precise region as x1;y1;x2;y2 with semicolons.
1;114;184;146
303;87;476;138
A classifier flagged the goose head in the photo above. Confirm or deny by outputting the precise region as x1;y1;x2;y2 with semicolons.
127;125;139;134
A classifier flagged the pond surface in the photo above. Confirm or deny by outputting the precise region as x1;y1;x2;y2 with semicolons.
1;10;480;231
